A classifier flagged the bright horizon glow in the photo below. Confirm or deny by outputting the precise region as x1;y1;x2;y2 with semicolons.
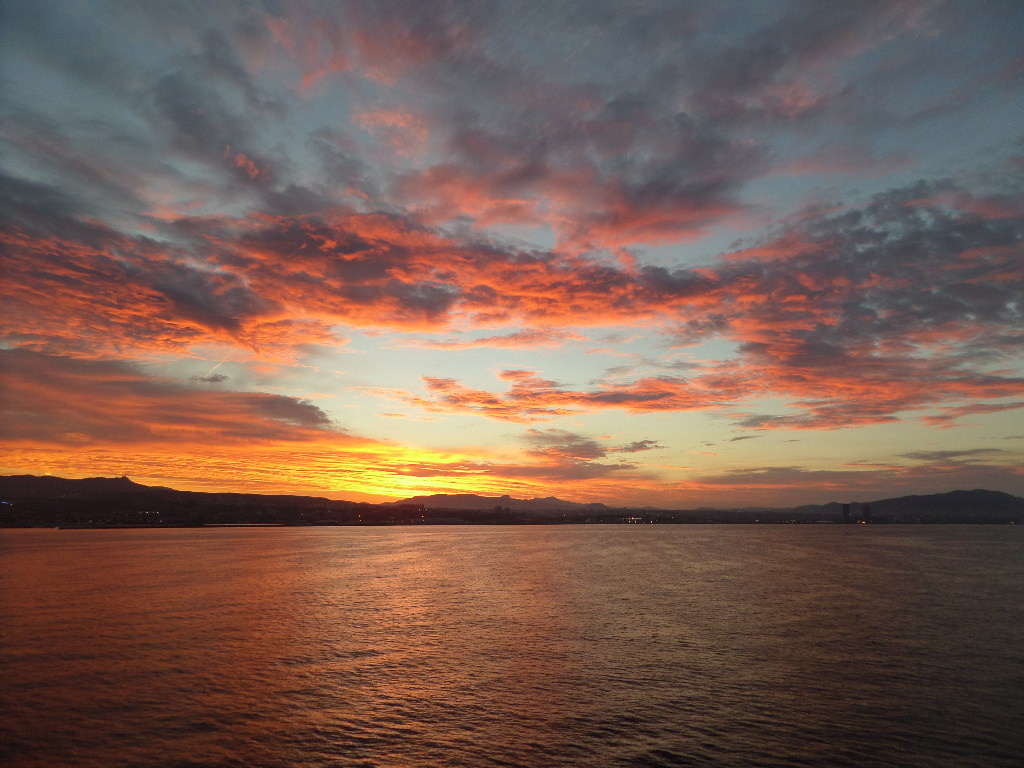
2;1;1023;507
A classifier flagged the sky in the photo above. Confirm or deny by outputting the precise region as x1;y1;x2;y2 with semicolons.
1;0;1023;508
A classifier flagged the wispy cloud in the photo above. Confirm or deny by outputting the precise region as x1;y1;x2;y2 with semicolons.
395;328;587;350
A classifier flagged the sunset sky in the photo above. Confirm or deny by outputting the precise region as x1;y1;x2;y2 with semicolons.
2;0;1023;507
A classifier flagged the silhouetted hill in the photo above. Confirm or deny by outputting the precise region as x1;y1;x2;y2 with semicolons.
391;493;608;511
865;489;1024;522
786;489;1024;523
1;475;1021;525
0;474;169;497
0;474;356;527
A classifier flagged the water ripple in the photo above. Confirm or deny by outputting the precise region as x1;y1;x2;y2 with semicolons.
2;526;1023;767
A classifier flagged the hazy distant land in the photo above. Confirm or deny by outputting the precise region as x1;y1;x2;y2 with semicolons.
1;475;1021;527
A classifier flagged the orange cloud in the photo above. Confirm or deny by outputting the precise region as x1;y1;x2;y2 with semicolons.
0;226;339;360
228;148;262;179
355;108;430;155
4;176;1022;433
366;366;756;423
0;350;665;503
265;14;352;90
0;350;342;447
921;401;1024;428
395;328;587;350
266;7;471;88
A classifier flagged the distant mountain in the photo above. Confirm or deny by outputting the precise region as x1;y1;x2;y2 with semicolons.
0;474;356;528
2;475;1021;525
863;489;1024;522
0;474;168;498
787;489;1024;523
390;493;609;511
0;474;325;505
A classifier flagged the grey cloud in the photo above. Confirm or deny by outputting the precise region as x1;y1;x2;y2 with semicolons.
385;280;462;318
513;428;661;480
705;177;1024;427
1;0;141;95
192;373;229;384
196;28;280;116
2;0;286;219
523;428;607;460
149;72;254;173
135;260;277;335
256;394;333;428
615;439;663;453
0;349;340;445
307;130;378;201
899;449;1004;463
0;172;103;242
342;4;775;245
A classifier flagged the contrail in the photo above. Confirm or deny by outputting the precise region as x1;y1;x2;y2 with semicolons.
203;356;230;378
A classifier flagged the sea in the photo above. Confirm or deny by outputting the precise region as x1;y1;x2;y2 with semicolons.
1;525;1022;767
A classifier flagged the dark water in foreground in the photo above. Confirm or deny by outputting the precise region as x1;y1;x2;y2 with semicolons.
2;526;1022;767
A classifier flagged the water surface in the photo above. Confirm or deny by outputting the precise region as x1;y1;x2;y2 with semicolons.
2;525;1022;767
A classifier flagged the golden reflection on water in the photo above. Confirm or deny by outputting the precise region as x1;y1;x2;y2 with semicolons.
3;526;1023;767
284;527;586;758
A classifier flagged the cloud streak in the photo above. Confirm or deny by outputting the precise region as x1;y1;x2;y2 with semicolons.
0;350;340;446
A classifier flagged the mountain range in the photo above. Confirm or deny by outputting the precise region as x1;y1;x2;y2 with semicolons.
1;475;1022;525
389;493;608;511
